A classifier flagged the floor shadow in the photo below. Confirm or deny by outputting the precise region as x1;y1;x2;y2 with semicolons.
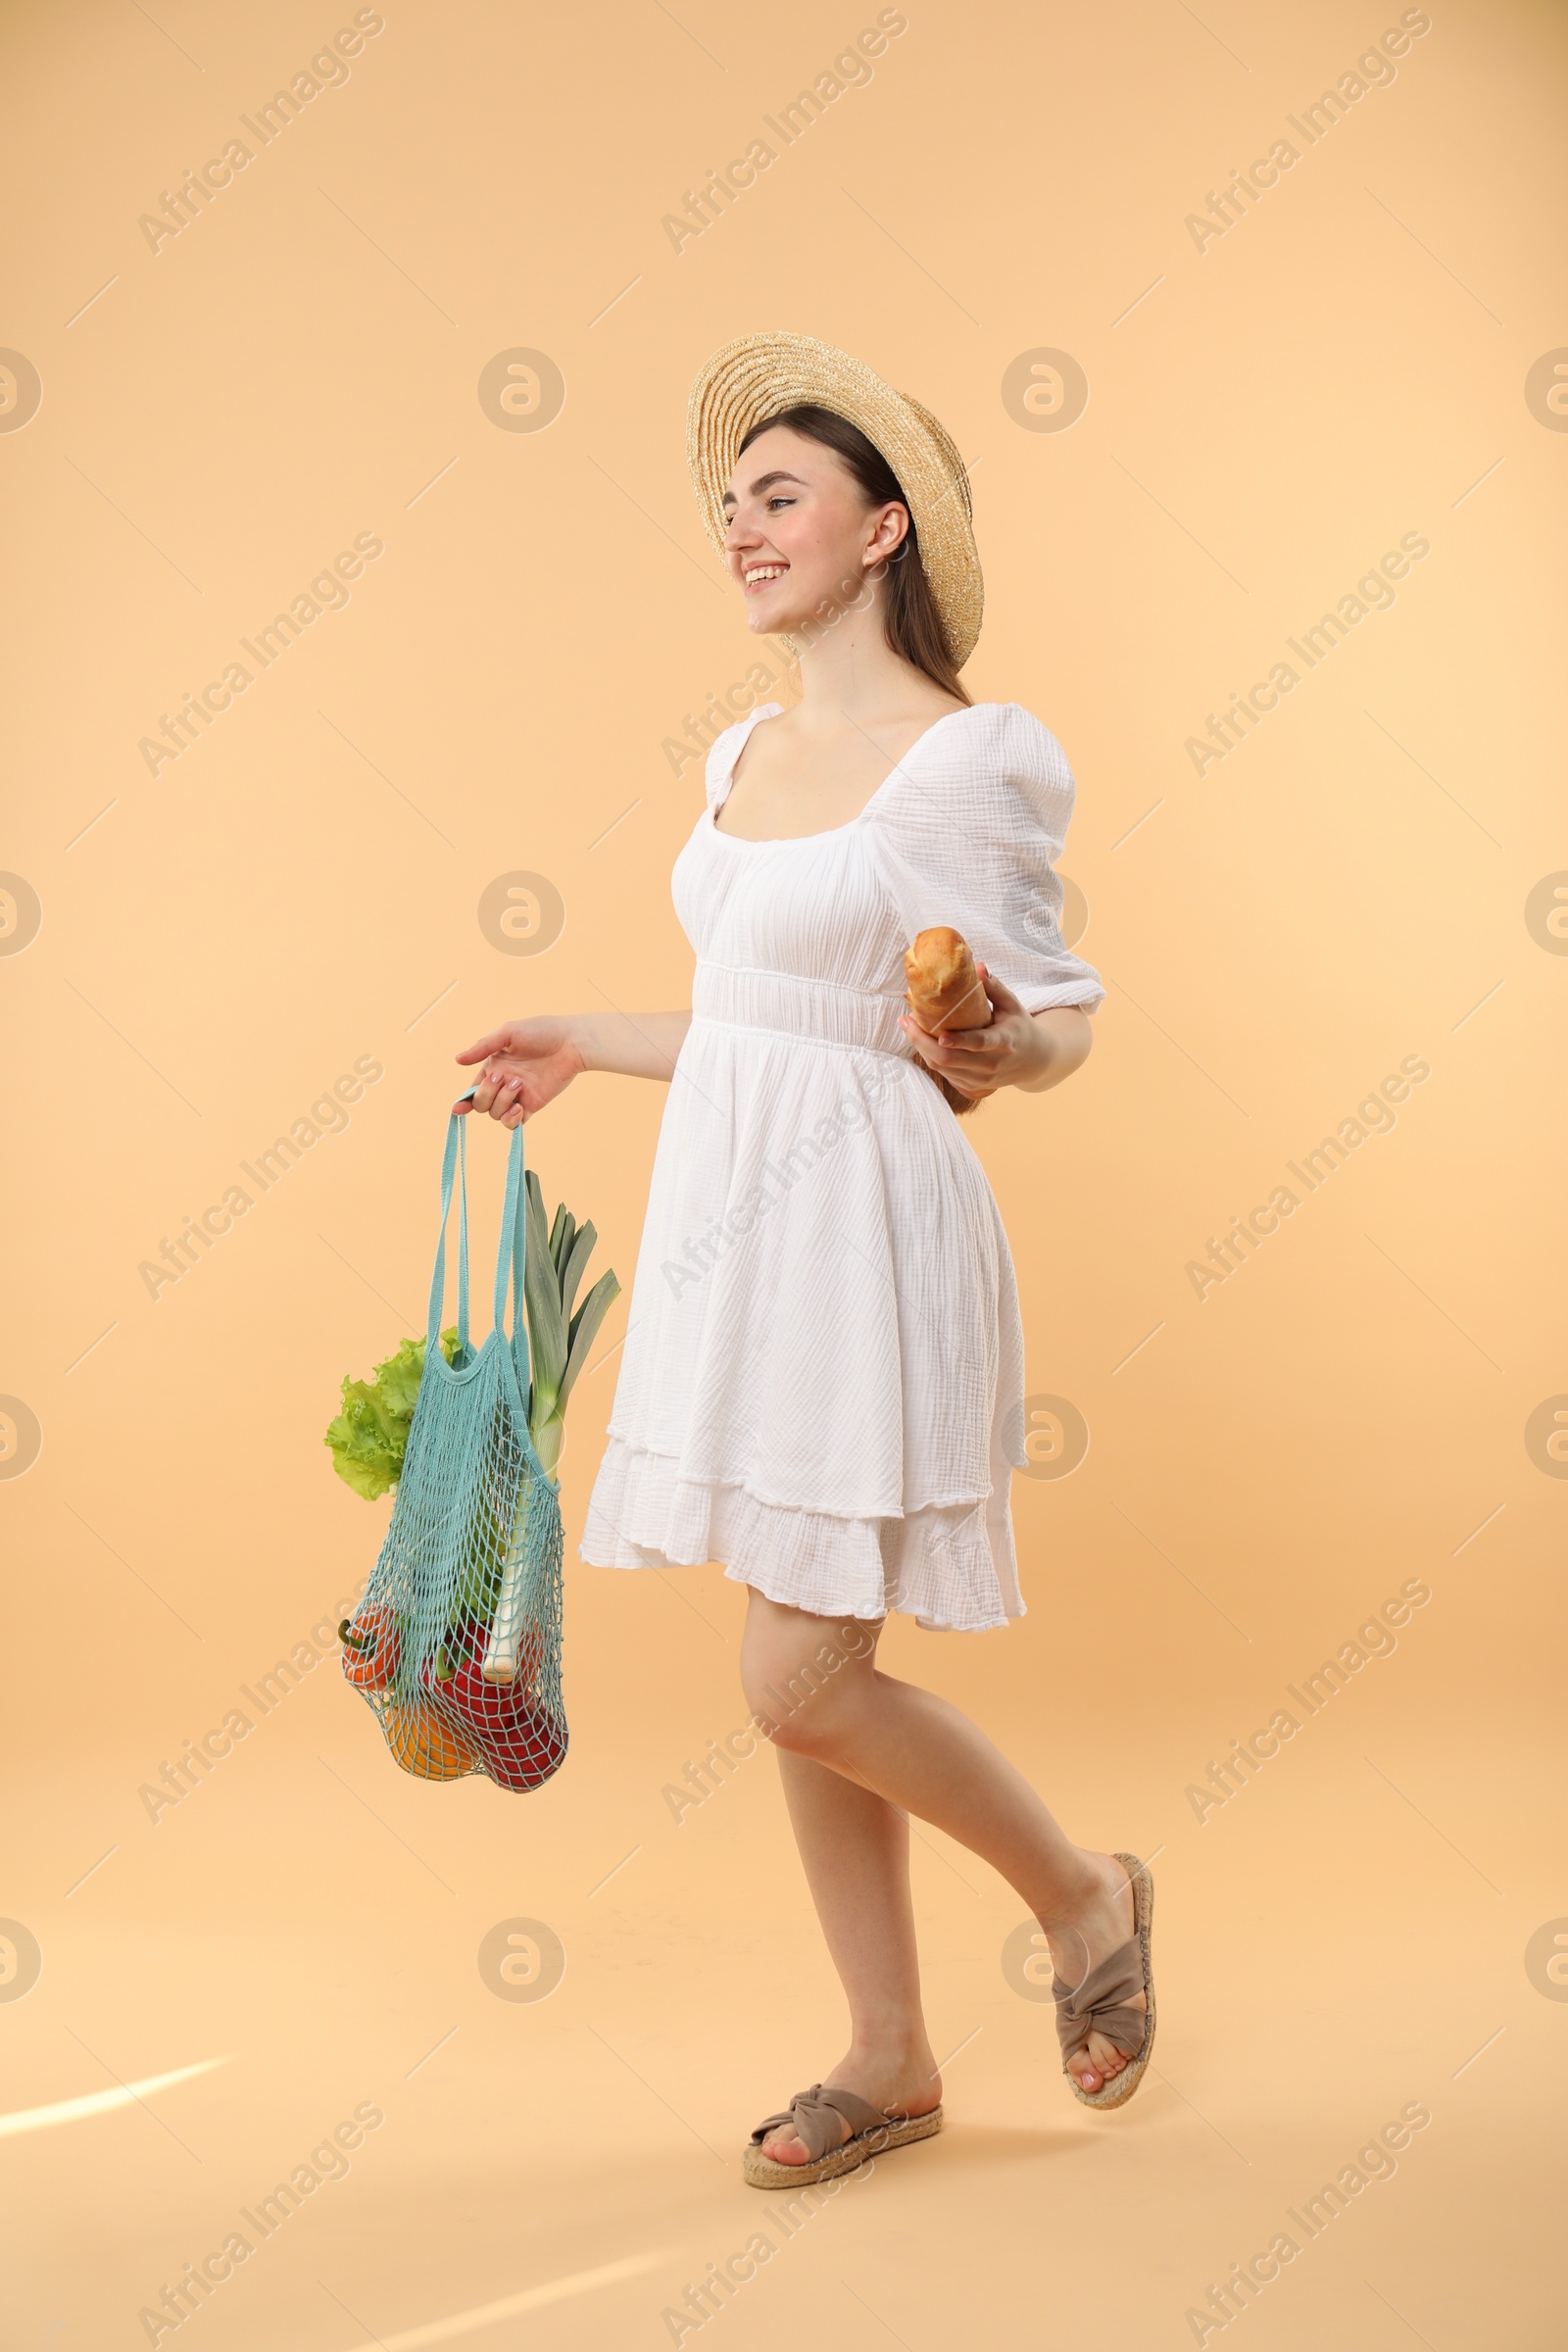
925;2120;1092;2166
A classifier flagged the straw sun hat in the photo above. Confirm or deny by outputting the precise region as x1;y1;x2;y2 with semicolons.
686;331;983;668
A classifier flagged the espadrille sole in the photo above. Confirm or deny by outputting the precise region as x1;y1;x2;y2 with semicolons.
742;2105;943;2189
1069;1852;1156;2112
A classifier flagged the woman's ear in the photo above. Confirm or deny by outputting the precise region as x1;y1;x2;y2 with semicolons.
864;501;910;566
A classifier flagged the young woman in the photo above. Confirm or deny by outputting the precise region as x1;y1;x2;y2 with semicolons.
457;334;1154;2186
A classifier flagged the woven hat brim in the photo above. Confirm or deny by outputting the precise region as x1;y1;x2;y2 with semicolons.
686;332;982;669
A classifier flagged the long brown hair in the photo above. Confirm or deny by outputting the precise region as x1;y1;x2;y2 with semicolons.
736;404;970;707
740;404;981;1113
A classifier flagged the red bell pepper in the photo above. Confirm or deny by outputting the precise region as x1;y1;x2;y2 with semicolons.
338;1604;401;1692
421;1618;565;1791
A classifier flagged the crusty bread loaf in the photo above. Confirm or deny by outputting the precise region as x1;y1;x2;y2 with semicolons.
905;926;991;1034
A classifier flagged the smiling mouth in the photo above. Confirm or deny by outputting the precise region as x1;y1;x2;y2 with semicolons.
742;563;788;591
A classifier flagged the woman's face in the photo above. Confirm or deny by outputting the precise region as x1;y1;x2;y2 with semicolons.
721;424;908;639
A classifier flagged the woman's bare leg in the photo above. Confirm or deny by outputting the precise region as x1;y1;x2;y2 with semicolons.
768;1750;943;2158
740;1591;1142;2152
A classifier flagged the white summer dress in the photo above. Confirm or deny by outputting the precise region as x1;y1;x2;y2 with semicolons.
579;701;1104;1632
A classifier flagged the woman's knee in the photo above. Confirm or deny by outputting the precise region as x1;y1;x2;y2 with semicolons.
739;1599;881;1753
758;1685;850;1759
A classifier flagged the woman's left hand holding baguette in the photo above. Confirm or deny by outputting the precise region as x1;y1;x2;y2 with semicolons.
899;966;1093;1102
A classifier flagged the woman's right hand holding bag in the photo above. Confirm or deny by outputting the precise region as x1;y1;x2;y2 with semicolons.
455;1016;587;1126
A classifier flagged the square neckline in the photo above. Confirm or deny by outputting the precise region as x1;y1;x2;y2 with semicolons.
707;701;998;848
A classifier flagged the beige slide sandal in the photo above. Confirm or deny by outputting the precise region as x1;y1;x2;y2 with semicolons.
743;2082;943;2188
1054;1851;1156;2112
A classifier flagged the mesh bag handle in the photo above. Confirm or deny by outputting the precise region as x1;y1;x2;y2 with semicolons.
490;1109;531;1396
430;1091;531;1379
426;1106;473;1355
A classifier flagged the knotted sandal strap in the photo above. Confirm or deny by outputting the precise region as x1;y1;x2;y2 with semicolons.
748;2082;888;2161
1052;1938;1150;2072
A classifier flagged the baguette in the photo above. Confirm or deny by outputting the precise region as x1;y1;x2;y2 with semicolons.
904;927;991;1034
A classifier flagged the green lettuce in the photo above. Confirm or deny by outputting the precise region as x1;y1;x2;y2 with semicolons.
324;1327;463;1500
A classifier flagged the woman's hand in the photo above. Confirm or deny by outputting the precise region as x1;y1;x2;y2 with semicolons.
455;1016;586;1126
899;966;1092;1101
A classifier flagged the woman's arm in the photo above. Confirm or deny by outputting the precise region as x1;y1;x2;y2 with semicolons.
899;967;1093;1103
455;1010;692;1126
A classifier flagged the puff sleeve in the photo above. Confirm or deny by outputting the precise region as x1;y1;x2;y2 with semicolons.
864;702;1103;1014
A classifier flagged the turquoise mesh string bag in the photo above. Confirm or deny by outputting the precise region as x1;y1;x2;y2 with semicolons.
347;1104;567;1791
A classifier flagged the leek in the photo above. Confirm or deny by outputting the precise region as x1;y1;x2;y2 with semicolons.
482;1171;619;1682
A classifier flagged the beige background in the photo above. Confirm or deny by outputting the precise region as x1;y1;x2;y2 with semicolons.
3;0;1565;2344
